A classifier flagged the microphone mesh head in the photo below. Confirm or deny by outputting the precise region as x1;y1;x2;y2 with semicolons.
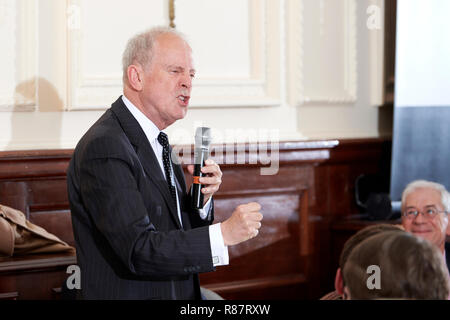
195;127;212;149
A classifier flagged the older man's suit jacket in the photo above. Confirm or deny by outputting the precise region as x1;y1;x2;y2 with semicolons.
67;96;215;300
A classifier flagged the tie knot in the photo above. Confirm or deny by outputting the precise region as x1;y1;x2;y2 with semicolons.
158;132;170;149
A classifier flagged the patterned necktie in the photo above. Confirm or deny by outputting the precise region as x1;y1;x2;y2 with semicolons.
157;132;177;205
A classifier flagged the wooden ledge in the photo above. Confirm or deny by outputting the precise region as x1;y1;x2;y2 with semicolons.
0;252;76;272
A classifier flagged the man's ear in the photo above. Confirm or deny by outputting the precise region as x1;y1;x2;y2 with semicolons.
343;286;351;300
127;65;144;91
335;268;344;295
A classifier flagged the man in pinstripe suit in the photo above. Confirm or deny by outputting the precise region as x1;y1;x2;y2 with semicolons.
66;27;263;299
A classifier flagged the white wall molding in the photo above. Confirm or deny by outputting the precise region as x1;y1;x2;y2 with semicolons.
0;0;37;112
66;0;282;110
287;0;358;106
286;0;304;107
368;0;384;107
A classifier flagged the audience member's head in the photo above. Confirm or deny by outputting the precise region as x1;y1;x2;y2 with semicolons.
333;224;403;297
401;180;449;253
342;230;450;300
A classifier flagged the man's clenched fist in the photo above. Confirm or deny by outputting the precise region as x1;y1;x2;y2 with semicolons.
220;202;263;246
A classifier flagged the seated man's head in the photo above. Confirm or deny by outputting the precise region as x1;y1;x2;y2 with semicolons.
401;180;449;253
342;230;449;300
334;224;403;295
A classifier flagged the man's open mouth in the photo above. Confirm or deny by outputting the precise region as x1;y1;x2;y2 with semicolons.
177;95;190;104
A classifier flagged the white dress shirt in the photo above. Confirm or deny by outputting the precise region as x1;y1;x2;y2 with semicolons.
121;95;229;266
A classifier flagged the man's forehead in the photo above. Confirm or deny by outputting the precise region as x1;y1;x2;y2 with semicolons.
152;37;193;65
154;33;191;53
405;188;443;207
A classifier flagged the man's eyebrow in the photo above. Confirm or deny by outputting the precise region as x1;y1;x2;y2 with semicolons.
405;205;438;210
166;65;196;74
166;65;183;70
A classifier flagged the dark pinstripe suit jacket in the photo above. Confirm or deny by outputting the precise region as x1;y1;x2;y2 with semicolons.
67;96;215;300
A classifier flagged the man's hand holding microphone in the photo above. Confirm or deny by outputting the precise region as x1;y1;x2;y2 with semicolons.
187;127;263;247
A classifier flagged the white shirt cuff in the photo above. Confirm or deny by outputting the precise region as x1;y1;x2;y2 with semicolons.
199;197;212;220
209;223;229;266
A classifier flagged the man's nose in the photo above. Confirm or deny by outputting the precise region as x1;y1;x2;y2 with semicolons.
180;74;192;89
413;211;427;223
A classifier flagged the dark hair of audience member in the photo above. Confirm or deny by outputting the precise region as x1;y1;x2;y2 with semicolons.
339;224;403;270
342;231;450;300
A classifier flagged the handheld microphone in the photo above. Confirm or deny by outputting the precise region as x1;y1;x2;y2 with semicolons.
191;127;212;210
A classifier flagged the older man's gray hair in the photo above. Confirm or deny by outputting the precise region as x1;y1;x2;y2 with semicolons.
401;180;450;212
122;26;189;84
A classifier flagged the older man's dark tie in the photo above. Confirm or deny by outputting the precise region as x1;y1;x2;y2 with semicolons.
157;132;177;205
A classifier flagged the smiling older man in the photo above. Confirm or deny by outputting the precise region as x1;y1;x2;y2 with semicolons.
401;180;450;272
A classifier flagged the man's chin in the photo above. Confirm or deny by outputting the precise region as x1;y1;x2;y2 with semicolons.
176;108;188;120
166;110;188;126
412;231;433;241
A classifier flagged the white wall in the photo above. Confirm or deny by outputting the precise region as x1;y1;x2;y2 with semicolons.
395;0;450;107
0;0;385;150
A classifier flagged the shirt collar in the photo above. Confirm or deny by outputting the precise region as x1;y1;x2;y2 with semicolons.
121;95;162;143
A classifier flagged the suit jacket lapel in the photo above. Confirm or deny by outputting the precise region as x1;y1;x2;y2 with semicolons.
110;97;182;229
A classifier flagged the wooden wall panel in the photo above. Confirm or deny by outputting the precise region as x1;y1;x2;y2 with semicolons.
200;188;310;299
